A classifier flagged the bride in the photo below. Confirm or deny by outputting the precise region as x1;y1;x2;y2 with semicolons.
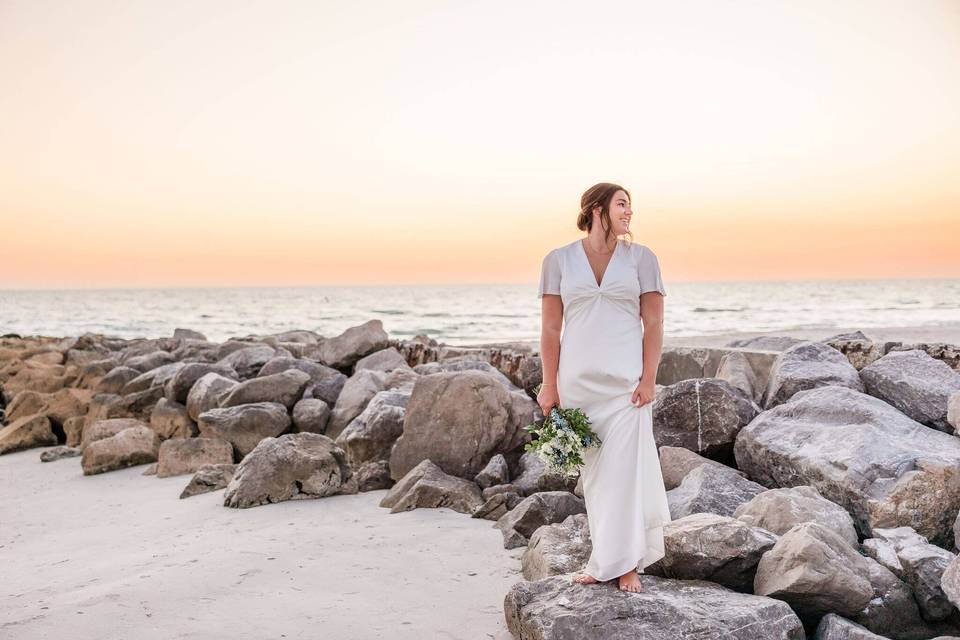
535;182;671;593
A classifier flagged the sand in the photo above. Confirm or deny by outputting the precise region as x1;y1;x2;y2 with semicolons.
0;448;523;640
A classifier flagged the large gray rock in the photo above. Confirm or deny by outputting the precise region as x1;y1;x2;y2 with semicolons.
734;486;859;547
81;417;147;450
217;369;311;410
716;350;762;404
814;613;887;640
291;398;331;434
944;554;960;610
353;347;410;373
197;402;291;458
257;356;345;407
121;362;185;395
95;366;141;394
335;390;407;467
180;463;236;499
503;574;804;639
653;378;759;463
754;522;874;620
318;319;390;369
650;512;777;592
859;349;960;433
762;340;864;409
81;425;160;475
734;385;960;548
667;463;767;519
164;362;237;404
521;513;591;580
378;458;483;515
157;437;234;477
949;390;960;431
185;373;238;421
475;453;510;489
495;491;586;549
511;451;578;496
123;350;174;373
216;344;277;379
149;398;196;440
326;369;386;439
659;445;747;490
0;414;56;454
389;371;535;481
223;432;357;508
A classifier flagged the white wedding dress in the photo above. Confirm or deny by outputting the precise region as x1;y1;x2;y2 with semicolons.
538;237;672;581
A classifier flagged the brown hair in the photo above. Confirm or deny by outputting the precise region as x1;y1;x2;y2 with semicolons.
576;182;633;248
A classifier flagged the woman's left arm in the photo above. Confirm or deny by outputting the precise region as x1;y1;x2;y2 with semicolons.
632;292;665;406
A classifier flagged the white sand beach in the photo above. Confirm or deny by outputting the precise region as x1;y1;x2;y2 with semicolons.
0;447;523;640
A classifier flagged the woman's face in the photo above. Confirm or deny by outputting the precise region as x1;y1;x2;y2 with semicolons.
596;189;632;234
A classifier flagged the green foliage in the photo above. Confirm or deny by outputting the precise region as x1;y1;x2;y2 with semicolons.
523;385;602;478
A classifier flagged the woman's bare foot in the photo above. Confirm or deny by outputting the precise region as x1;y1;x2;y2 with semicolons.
618;569;643;593
571;573;600;584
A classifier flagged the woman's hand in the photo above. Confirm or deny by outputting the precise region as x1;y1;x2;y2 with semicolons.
537;383;561;416
631;376;657;407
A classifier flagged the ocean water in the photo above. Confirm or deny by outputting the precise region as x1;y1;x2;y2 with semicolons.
1;279;959;346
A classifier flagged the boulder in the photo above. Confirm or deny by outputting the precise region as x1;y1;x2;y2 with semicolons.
40;445;81;462
180;463;236;499
197;402;291;458
715;350;762;404
223;432;356;508
734;385;960;547
81;418;148;450
504;574;804;639
734;486;859;547
378;458;483;515
326;369;387;439
471;491;523;521
149;398;196;439
123;350;174;373
511;451;578;496
121;362;185;395
353;347;411;373
653;378;759;463
650;512;778;592
157;437;234;477
164;362;237;404
390;370;535;481
95;366;141;394
666;464;767;519
291;398;331;434
335;390;407;466
754;522;874;620
81;425;160;475
216;345;277;379
521;513;591;580
495;491;586;549
0;414;56;454
475;453;510;489
185;373;238;421
217;369;311;410
318;319;390;369
859;349;960;433
659;445;747;491
762;340;864;409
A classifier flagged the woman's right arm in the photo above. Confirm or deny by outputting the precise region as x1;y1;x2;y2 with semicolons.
537;294;563;414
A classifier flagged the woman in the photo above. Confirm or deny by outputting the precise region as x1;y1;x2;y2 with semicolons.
536;182;671;594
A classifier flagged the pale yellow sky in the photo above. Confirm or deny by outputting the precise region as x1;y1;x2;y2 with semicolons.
1;0;958;288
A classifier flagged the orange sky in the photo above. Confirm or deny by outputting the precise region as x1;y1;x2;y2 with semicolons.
1;1;958;288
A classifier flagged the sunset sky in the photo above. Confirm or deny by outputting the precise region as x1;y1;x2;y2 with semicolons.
1;0;958;289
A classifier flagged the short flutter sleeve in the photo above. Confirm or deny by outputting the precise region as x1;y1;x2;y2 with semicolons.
537;249;561;298
638;246;667;296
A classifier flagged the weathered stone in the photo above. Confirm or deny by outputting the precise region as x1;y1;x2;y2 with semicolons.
335;390;407;466
521;513;591;580
495;491;586;549
659;445;747;490
390;371;535;481
318;319;390;369
471;491;523;521
157;437;234;477
40;445;81;462
164;362;237;404
217;369;311;410
81;418;148;450
762;340;864;409
216;345;277;379
179;463;236;498
185;373;237;422
197;402;291;458
653;378;759;464
860;349;960;433
95;366;141;394
0;414;56;454
716;350;762;404
123;350;174;373
754;522;874;620
667;463;767;519
150;398;196;439
734;485;859;547
504;574;804;639
326;369;386;439
223;432;356;508
353;347;411;373
734;385;960;547
814;613;887;640
475;453;510;489
291;398;331;434
121;362;185;395
81;425;160;475
378;458;483;515
651;512;777;592
353;459;393;492
511;451;578;496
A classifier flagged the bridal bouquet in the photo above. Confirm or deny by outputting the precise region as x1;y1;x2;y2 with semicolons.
523;383;602;478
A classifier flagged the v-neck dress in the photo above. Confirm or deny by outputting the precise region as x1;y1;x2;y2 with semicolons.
537;237;672;581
